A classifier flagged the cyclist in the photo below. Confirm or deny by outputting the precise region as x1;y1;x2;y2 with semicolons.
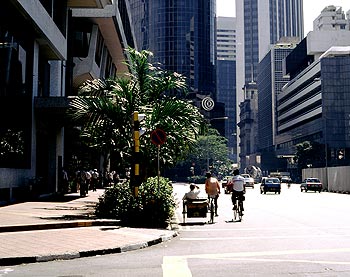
205;171;220;216
230;169;245;213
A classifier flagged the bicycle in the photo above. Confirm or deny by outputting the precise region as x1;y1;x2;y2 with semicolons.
232;194;244;221
208;196;216;224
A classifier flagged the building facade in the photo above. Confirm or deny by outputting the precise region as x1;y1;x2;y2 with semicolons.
128;0;217;105
0;0;133;203
235;0;303;169
257;39;298;174
276;9;350;176
216;17;237;162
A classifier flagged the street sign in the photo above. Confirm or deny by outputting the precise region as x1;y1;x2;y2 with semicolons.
150;129;167;145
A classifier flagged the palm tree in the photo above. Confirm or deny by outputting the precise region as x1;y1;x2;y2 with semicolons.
68;47;204;181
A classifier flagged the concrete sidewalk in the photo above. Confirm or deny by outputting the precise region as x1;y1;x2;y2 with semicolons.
0;189;178;266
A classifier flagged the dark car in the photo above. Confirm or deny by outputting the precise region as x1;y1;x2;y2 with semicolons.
260;177;281;194
300;178;322;193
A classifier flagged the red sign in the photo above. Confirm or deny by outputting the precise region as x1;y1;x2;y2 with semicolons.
150;129;167;145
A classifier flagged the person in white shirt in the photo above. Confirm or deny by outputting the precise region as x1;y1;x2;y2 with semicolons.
230;169;245;212
183;184;201;200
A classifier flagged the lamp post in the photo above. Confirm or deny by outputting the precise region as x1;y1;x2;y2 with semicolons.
206;116;228;171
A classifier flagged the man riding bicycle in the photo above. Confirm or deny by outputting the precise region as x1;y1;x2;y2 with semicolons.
205;171;220;216
230;169;245;214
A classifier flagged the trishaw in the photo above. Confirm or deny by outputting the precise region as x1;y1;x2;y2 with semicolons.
182;197;215;224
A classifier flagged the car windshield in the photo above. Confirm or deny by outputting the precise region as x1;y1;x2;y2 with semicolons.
266;178;279;183
241;174;250;178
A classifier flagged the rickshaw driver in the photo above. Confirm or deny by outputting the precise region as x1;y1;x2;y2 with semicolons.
205;172;221;216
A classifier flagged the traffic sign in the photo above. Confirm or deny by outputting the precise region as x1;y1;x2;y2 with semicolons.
150;129;167;145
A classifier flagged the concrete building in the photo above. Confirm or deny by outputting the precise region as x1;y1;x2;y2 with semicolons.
276;9;350;177
237;81;259;170
313;5;350;32
216;17;237;162
235;0;303;169
0;0;133;203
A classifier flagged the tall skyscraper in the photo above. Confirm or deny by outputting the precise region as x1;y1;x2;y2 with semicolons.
236;0;304;167
129;0;217;99
216;16;237;162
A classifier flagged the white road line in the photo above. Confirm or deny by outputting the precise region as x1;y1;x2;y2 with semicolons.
180;234;350;240
162;248;350;276
178;226;350;232
162;256;192;277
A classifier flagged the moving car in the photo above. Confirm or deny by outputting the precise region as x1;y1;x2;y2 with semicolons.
221;176;233;194
281;176;292;184
260;177;281;194
241;174;255;188
300;178;322;193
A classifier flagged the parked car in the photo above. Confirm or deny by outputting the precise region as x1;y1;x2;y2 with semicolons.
300;178;322;193
260;177;281;194
241;174;255;188
221;176;233;194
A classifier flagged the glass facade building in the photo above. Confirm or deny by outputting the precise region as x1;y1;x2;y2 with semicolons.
129;0;217;97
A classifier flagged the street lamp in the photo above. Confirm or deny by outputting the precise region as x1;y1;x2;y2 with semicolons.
206;116;228;171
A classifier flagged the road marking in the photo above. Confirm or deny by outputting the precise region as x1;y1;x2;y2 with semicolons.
180;233;350;240
162;248;350;276
178;226;350;232
162;256;192;277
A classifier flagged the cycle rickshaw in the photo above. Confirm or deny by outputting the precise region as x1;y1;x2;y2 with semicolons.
182;197;215;224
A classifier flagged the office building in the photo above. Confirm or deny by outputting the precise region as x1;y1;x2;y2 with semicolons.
0;0;133;203
128;0;217;103
276;7;350;173
257;38;298;173
216;16;237;162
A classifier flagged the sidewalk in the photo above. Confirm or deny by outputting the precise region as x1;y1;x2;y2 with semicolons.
0;189;178;266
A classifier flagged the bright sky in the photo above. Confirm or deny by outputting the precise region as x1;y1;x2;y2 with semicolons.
217;0;350;35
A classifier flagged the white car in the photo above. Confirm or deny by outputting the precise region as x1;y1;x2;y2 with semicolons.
241;174;254;188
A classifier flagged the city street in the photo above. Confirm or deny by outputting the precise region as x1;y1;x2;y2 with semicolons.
1;181;350;276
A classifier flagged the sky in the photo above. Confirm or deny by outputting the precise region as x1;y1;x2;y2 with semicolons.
217;0;350;35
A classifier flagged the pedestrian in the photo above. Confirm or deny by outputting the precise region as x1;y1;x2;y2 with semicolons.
205;171;220;216
61;168;69;194
91;169;99;191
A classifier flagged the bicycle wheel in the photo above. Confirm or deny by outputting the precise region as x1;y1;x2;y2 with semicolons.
233;200;239;221
238;200;243;221
209;199;215;223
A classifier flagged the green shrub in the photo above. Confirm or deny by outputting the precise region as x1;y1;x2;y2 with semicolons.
95;177;176;228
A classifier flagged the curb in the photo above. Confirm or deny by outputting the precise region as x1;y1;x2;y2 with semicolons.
0;230;178;266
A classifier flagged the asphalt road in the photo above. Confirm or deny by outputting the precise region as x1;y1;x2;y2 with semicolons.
2;182;350;277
